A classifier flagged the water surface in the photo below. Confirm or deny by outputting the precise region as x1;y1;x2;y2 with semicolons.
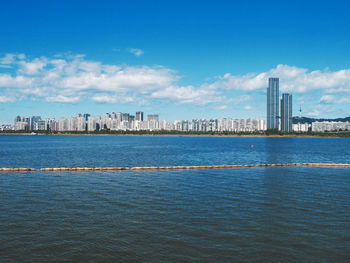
0;135;349;262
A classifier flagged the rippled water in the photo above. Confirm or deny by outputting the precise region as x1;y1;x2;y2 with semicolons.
0;135;350;262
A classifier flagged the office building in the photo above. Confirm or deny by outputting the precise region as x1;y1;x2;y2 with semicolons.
280;93;292;132
267;78;279;129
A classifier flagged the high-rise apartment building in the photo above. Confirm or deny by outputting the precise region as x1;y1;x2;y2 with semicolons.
136;111;143;121
267;78;279;129
111;112;117;119
14;116;22;123
77;116;86;131
281;93;292;132
83;113;90;121
122;113;130;122
147;114;159;122
31;116;41;130
116;112;122;121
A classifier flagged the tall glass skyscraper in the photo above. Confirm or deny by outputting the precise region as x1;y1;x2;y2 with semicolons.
267;78;279;129
281;93;293;132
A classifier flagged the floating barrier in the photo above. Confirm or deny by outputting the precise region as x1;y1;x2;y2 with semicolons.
0;163;350;173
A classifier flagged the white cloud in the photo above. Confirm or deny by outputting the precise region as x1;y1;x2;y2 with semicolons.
320;95;336;104
206;64;350;94
305;104;337;117
17;53;26;60
338;98;350;103
0;53;26;65
0;53;218;105
91;94;134;104
91;94;119;103
307;109;321;117
1;52;350;119
18;58;47;75
0;96;16;103
215;105;228;110
150;85;221;105
232;95;252;104
128;48;144;57
0;65;12;69
204;72;266;91
46;95;81;103
0;54;16;65
320;94;350;104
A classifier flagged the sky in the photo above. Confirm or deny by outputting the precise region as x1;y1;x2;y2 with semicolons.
1;0;350;123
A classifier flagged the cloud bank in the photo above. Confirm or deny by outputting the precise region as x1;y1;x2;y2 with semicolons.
0;53;223;105
205;64;350;94
128;48;144;57
1;53;350;117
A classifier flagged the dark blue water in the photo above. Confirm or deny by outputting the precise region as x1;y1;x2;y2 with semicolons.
0;135;349;168
0;135;350;262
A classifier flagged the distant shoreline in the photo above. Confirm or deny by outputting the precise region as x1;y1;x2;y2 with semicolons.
0;132;349;138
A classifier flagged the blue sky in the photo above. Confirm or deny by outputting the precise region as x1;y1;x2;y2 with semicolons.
1;0;350;123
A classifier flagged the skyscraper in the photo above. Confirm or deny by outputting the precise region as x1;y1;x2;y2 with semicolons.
267;78;279;129
281;93;293;132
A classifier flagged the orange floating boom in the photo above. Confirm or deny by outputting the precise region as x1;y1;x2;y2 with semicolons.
0;163;350;172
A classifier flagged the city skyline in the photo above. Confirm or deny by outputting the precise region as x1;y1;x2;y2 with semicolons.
1;1;350;123
10;110;350;133
12;112;266;133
